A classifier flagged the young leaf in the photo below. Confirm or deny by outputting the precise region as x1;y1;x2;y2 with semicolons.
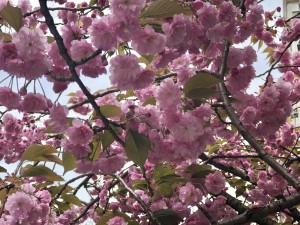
102;130;115;149
185;87;216;99
125;129;150;168
97;105;121;118
22;165;64;181
140;0;190;18
0;32;12;42
185;164;213;178
153;209;182;225
0;3;22;31
21;144;58;163
62;194;82;206
62;152;76;175
0;166;7;173
183;71;222;94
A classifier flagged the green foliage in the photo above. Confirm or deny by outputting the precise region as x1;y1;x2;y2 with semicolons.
0;166;7;173
0;3;23;31
185;164;213;178
62;152;76;175
142;97;156;106
0;32;12;42
89;133;102;161
183;71;222;99
100;104;122;118
21;144;62;165
153;209;182;225
103;131;115;149
152;164;185;199
61;194;82;206
89;0;98;6
140;0;190;18
132;180;149;191
22;165;64;181
125;129;150;168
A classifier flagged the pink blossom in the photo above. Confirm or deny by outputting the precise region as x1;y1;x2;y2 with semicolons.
70;40;94;60
97;155;125;174
109;0;145;16
155;78;181;109
12;27;48;59
172;113;204;143
66;120;93;145
196;3;219;29
0;87;21;110
20;93;49;112
109;54;142;90
163;14;188;47
49;104;69;133
107;216;128;225
5;192;34;220
205;171;226;194
133;69;155;90
63;141;91;158
179;182;203;206
132;25;166;55
89;17;117;51
18;0;32;13
2;113;17;133
110;15;140;42
240;106;257;125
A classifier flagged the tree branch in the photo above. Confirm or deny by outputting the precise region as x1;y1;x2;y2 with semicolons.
217;192;300;225
114;174;161;225
38;0;124;147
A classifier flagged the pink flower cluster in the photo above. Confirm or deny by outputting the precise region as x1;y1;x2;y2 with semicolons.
0;188;55;224
0;113;46;163
0;87;51;112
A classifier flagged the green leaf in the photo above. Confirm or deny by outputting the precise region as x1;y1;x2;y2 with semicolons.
0;166;7;173
62;194;82;206
140;0;190;18
236;186;246;197
116;89;135;101
62;152;76;175
96;211;139;225
0;3;22;31
185;164;213;178
258;40;263;50
89;133;102;161
22;165;64;181
153;163;175;182
138;54;155;65
153;209;182;225
132;180;148;191
21;144;58;163
42;154;63;165
56;201;71;212
0;188;8;206
183;71;222;94
47;36;55;43
100;105;121;118
185;87;216;99
142;97;156;106
49;184;73;196
89;0;98;6
125;129;150;168
157;183;173;198
102;130;115;149
0;32;12;42
157;174;186;185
